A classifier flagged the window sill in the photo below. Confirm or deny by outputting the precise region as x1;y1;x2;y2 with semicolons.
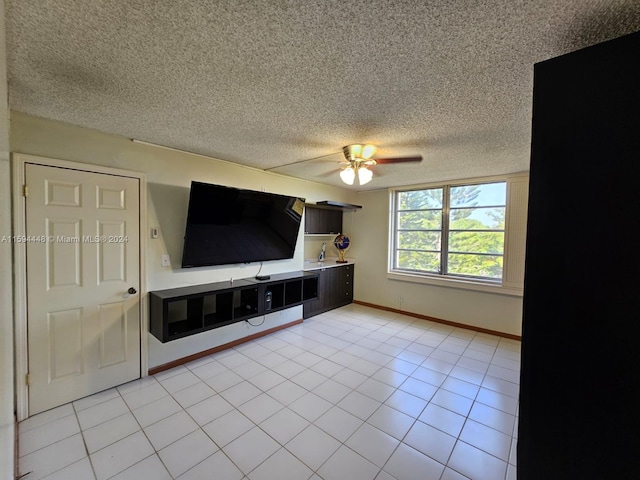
387;270;523;297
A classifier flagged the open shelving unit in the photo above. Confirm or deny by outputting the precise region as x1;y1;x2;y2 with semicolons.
251;271;319;313
150;271;318;343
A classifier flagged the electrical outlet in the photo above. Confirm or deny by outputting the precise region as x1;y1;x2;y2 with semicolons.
161;255;171;267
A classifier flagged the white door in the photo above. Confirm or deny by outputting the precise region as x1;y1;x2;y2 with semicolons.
25;163;141;415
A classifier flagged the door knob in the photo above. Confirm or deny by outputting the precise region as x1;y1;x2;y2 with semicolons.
128;287;137;295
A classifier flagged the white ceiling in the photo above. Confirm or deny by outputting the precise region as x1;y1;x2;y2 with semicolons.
5;1;640;190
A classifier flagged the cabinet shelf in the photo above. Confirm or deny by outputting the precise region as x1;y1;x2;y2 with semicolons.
250;272;319;313
203;313;233;328
168;318;204;338
315;201;362;210
150;272;318;342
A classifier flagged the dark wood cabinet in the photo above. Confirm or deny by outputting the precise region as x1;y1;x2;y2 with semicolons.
150;272;318;342
304;205;343;234
304;264;354;318
519;31;640;480
335;263;353;306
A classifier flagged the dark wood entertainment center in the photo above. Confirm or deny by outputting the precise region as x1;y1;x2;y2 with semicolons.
150;271;319;343
148;198;359;369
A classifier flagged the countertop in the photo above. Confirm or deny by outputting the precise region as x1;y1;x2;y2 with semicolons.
303;257;355;271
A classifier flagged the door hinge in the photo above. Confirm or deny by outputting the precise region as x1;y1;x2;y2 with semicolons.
23;185;29;197
25;373;31;386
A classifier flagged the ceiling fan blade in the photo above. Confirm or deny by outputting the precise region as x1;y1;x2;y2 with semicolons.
316;168;343;178
266;151;343;170
374;156;423;164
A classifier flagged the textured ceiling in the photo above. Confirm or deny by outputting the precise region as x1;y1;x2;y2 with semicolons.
5;1;640;190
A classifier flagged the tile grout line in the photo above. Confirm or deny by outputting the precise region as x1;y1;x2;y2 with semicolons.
19;305;519;480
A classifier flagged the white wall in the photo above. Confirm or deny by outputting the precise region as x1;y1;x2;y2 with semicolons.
351;188;525;336
10;112;360;368
0;0;15;477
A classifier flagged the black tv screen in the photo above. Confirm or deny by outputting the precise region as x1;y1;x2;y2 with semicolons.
181;181;305;268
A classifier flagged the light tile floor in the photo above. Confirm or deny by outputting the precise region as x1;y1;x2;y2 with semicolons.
18;304;520;480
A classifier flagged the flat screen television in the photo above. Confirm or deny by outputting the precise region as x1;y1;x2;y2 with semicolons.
181;181;306;268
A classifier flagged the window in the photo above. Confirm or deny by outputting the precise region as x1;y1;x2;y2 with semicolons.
391;180;507;283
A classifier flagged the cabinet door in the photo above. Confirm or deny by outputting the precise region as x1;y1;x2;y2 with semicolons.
303;265;355;318
305;207;343;234
303;269;326;317
323;266;341;308
303;267;337;318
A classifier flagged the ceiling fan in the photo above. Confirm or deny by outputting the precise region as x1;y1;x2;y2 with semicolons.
338;144;423;185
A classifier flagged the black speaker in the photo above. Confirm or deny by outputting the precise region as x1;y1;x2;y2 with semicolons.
265;290;272;311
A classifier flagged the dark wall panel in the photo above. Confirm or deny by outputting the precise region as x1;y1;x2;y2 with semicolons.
519;31;640;480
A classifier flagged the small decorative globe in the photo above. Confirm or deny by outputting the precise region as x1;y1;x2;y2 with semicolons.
333;233;351;263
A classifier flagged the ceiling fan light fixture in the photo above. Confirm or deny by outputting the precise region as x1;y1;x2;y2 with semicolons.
343;143;375;161
357;165;373;185
337;143;419;186
361;144;376;159
349;144;363;159
340;166;356;185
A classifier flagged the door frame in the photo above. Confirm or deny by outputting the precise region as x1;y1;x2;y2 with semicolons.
12;153;148;421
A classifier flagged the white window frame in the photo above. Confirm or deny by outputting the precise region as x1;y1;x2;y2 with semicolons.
388;174;528;296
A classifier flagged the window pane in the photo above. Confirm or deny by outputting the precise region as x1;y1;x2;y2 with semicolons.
398;211;442;230
450;207;505;230
398;231;441;251
450;182;506;207
391;180;509;284
449;231;504;254
398;189;443;210
448;253;503;279
397;250;440;272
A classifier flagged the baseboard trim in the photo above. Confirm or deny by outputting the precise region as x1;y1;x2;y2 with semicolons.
148;318;304;376
14;414;18;480
353;300;521;341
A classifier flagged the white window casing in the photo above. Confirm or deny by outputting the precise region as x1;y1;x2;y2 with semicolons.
387;173;528;296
